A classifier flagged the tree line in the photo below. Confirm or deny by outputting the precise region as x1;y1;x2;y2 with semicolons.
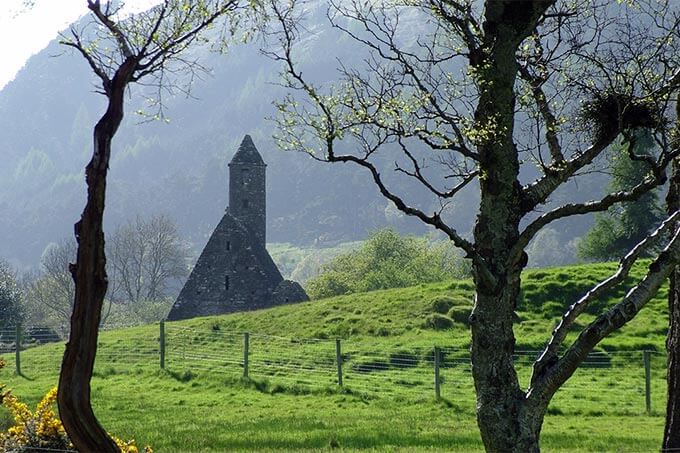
0;214;188;336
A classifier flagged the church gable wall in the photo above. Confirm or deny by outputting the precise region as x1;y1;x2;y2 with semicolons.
167;135;309;321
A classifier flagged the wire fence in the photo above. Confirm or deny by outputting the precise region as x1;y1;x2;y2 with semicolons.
0;322;669;415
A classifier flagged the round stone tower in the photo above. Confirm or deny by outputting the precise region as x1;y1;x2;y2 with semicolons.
228;135;266;246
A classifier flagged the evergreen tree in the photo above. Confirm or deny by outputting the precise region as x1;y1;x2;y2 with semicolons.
578;131;663;261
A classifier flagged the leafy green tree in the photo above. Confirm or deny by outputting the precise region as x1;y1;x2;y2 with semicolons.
0;260;21;329
307;229;468;299
579;132;663;260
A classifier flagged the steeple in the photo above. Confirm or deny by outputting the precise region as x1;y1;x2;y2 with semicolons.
228;135;266;246
231;135;265;166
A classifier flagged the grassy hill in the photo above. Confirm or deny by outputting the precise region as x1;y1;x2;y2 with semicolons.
0;262;670;451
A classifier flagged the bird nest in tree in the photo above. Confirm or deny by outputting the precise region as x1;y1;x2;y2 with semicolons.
580;91;662;142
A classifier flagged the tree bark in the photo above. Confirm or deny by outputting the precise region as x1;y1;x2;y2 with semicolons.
57;58;136;453
664;154;680;450
469;2;554;451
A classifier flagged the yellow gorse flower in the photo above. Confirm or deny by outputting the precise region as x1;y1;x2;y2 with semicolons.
1;387;71;450
0;361;152;452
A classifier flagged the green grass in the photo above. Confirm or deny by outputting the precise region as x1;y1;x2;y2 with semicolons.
1;261;671;451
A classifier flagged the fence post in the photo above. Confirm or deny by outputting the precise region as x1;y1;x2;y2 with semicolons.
159;321;166;370
14;323;21;375
335;338;343;386
434;346;441;400
243;332;250;378
644;350;652;414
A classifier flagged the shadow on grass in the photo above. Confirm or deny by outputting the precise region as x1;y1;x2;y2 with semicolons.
165;429;482;452
14;371;34;381
166;369;196;382
213;375;377;401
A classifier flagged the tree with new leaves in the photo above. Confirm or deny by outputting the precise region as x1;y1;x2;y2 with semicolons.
24;238;115;336
307;228;467;298
28;240;80;335
58;1;259;450
269;0;680;450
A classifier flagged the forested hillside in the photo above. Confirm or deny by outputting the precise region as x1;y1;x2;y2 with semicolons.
0;6;604;269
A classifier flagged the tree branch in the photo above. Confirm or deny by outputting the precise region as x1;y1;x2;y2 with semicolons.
512;167;670;263
60;30;111;91
528;223;680;406
517;63;564;164
531;210;680;383
269;1;496;287
521;137;616;215
394;137;479;199
87;0;134;59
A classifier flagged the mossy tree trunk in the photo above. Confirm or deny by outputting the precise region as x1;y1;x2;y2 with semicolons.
467;2;554;450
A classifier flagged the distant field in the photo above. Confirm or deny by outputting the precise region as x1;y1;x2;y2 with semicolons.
1;261;670;451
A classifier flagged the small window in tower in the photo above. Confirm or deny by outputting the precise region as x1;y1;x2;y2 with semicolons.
225;275;230;291
226;240;231;250
241;168;249;186
243;199;249;209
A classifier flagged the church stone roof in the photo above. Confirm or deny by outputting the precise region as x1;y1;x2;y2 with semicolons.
167;209;286;321
230;135;265;166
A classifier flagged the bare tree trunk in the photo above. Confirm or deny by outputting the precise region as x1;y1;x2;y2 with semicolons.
468;3;559;450
664;153;680;450
469;16;537;452
57;58;136;453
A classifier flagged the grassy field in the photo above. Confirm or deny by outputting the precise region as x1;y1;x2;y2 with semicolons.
0;261;671;451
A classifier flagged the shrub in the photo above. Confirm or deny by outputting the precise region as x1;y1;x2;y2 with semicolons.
1;388;71;452
431;296;456;314
424;313;454;330
306;228;470;299
447;306;472;326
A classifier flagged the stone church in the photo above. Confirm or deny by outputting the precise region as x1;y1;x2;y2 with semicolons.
167;135;308;321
